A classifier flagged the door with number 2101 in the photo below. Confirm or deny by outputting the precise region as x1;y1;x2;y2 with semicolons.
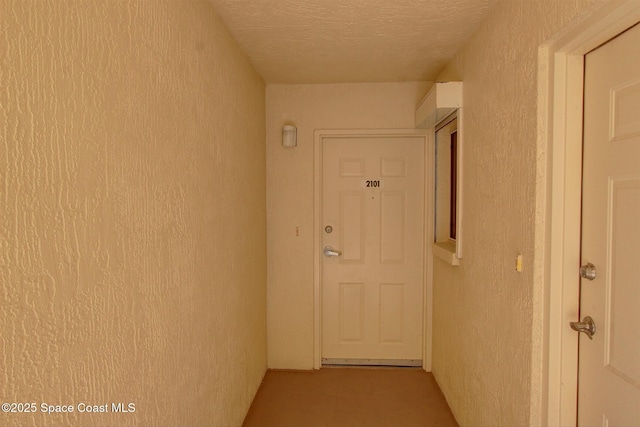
321;135;425;366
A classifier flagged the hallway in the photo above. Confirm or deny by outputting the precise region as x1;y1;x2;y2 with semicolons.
243;368;458;427
4;1;638;426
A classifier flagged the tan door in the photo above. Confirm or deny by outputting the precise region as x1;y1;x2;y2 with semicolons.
321;136;424;365
577;23;640;426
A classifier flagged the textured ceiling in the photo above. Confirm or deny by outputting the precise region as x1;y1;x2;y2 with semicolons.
208;0;496;84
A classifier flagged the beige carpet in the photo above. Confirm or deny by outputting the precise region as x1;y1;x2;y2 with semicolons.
243;367;458;427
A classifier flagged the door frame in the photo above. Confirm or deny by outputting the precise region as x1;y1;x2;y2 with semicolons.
313;129;432;370
538;2;640;425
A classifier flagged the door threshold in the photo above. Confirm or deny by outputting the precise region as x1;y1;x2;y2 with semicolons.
322;358;422;367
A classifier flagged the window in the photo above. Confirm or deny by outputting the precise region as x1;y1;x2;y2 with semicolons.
449;129;457;240
414;82;463;265
435;116;458;242
433;114;461;265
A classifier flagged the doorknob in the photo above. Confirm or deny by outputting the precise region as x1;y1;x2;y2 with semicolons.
323;246;341;257
570;316;596;340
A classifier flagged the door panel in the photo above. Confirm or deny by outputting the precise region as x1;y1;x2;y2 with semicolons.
322;136;425;364
579;23;640;426
340;192;365;263
607;178;640;387
379;283;405;343
380;191;405;264
339;283;364;342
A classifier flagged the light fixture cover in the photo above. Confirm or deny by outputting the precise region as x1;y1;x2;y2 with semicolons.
282;125;297;148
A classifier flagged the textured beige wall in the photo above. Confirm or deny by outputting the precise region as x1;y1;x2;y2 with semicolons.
0;1;266;426
431;1;595;426
266;82;428;369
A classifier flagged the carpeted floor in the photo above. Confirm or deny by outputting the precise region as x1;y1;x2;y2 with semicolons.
243;367;458;427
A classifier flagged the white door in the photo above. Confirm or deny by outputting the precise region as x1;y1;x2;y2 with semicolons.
321;136;425;365
576;23;640;426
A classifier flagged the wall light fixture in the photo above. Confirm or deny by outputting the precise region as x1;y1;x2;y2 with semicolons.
282;125;297;148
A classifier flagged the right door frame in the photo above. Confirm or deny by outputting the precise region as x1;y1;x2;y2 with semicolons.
539;2;640;425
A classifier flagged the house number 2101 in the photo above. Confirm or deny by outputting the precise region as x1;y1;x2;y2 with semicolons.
361;179;384;188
